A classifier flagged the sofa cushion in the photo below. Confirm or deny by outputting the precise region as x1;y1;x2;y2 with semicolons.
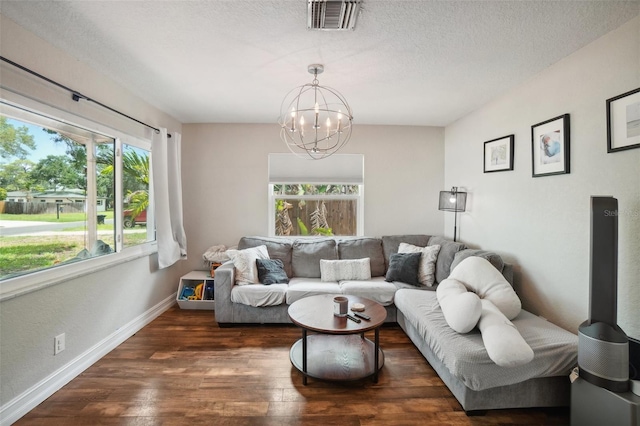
451;249;505;274
394;289;578;391
231;283;288;307
320;258;371;282
286;278;341;304
226;245;270;285
385;252;421;286
381;235;431;270
292;239;338;278
428;236;467;283
239;236;293;278
337;238;385;277
256;259;289;285
398;243;441;287
339;277;396;306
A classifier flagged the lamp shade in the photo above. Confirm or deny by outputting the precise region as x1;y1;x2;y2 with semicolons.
438;188;467;212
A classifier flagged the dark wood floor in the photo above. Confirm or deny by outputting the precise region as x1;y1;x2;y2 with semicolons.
17;307;569;425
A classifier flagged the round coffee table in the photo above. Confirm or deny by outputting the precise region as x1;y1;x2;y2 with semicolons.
287;294;387;384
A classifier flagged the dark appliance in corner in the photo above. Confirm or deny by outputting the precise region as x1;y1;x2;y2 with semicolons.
577;196;629;392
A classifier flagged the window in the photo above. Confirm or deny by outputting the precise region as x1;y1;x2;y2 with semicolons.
271;184;360;236
0;101;155;283
268;154;364;236
121;143;151;248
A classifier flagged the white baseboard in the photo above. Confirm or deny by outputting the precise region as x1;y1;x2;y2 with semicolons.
0;294;176;426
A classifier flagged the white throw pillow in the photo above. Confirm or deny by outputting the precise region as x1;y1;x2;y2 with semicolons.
478;299;534;367
436;257;533;367
398;243;441;287
320;258;372;282
226;245;270;285
448;256;521;320
436;278;482;333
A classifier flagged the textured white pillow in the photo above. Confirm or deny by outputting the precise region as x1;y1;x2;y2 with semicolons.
320;258;372;282
226;245;269;285
398;243;441;287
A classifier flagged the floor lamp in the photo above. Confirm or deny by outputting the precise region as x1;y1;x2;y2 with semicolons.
438;187;467;242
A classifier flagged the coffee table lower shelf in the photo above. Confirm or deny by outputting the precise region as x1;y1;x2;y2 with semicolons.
289;334;384;382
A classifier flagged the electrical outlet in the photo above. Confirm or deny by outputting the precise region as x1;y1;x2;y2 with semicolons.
54;333;65;355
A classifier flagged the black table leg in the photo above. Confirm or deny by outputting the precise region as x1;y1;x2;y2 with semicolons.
302;328;308;385
374;327;379;383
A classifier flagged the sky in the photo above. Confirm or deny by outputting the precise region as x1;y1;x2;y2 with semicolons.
4;117;69;163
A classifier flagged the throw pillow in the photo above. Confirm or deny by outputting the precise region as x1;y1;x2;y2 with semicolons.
256;258;289;285
398;243;441;287
226;245;269;285
381;235;431;269
384;252;421;286
238;236;293;278
320;258;372;282
447;256;521;320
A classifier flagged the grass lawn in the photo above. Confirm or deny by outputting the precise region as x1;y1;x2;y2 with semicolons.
0;232;149;278
0;235;86;276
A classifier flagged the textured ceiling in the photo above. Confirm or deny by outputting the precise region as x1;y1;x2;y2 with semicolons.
1;1;639;126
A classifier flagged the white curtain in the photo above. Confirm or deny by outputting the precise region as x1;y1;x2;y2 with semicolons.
152;128;187;268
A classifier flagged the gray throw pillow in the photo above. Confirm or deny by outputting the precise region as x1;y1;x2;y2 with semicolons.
381;235;431;270
256;259;289;285
385;252;421;286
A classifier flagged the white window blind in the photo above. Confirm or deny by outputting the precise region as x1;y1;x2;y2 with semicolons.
268;153;364;184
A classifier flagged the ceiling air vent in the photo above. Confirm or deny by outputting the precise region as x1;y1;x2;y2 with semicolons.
307;0;362;31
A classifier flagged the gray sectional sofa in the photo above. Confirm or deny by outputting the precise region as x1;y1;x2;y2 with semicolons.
213;235;578;413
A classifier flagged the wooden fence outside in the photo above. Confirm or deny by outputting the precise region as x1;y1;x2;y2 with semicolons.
278;199;357;236
1;201;85;215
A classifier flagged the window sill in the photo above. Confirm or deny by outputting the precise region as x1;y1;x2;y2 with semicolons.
0;242;158;302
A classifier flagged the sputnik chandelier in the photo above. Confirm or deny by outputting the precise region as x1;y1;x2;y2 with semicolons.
279;64;353;160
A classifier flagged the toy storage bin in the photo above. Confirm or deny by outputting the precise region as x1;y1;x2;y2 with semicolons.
177;270;215;310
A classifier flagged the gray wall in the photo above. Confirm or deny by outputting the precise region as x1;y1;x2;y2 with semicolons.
0;13;188;408
444;16;640;337
181;123;445;270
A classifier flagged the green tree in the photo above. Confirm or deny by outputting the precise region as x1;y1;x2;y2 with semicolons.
30;155;84;190
0;116;36;160
0;187;7;201
101;148;149;216
0;159;35;191
42;128;86;170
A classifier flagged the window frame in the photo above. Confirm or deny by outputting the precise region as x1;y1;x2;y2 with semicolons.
0;95;157;301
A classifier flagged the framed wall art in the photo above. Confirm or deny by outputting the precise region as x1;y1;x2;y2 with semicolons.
483;134;514;173
531;114;570;177
607;87;640;153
